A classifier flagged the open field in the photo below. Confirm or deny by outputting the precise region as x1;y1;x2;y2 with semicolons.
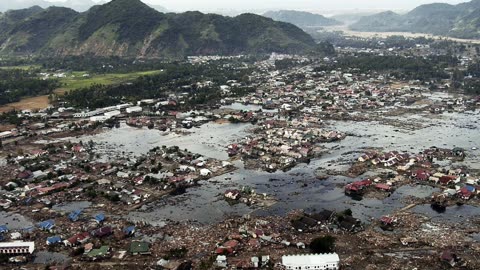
0;95;50;113
324;25;480;44
0;70;163;112
56;70;163;93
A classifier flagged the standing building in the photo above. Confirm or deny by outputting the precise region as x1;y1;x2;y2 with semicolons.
0;242;35;254
282;253;340;270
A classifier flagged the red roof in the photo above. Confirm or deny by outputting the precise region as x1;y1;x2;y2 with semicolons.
439;175;457;185
375;184;391;191
380;216;395;224
223;240;239;249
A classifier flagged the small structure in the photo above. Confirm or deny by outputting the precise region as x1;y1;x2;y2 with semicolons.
126;106;143;114
440;250;458;267
38;220;55;232
123;226;136;237
224;190;241;200
68;210;82;222
91;226;113;238
0;225;8;234
129;241;150;255
216;255;227;268
87;246;110;259
282;253;340;270
93;213;105;224
46;236;62;246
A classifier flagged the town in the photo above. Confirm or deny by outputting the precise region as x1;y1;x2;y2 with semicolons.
1;32;480;270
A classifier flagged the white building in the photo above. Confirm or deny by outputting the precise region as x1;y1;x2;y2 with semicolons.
0;131;13;139
90;115;111;122
116;103;132;110
282;253;340;270
0;242;35;254
126;106;143;114
104;110;121;118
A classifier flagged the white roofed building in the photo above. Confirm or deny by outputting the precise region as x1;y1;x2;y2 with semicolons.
282;253;340;270
126;106;143;114
0;242;35;254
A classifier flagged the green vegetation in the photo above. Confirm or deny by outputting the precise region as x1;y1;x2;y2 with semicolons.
58;70;163;92
263;10;341;29
0;68;60;105
0;0;324;58
63;60;255;109
317;55;456;81
350;0;480;39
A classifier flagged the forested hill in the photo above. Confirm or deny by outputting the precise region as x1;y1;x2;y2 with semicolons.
350;0;480;39
0;0;329;58
263;10;341;29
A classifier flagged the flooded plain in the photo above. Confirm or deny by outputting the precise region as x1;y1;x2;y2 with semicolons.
77;108;480;225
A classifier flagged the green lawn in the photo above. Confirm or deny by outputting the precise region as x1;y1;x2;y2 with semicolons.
57;70;163;93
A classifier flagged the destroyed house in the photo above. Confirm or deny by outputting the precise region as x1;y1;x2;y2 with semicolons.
299;216;318;227
93;213;105;224
91;226;113;238
458;186;475;200
123;226;136;236
411;169;430;181
439;175;457;185
38;219;55;231
64;232;90;246
310;210;335;223
129;241;150;255
87;246;110;258
291;220;309;232
68;210;82;221
339;216;361;232
345;179;372;193
375;184;392;191
46;236;62;245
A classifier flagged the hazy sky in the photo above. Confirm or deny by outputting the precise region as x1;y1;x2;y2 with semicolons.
88;0;469;12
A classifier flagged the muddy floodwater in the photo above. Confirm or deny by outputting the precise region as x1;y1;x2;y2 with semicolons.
77;109;480;225
0;211;34;230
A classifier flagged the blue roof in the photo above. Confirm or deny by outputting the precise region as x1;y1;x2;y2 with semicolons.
23;226;35;232
0;225;7;233
47;236;62;244
38;219;55;230
123;226;136;235
94;213;105;222
68;210;82;221
465;185;476;192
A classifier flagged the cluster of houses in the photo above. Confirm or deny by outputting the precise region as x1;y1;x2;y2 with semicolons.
0;210;150;262
227;119;345;172
351;147;479;201
0;136;234;218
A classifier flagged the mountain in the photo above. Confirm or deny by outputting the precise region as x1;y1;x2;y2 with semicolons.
0;0;168;13
0;0;323;58
350;0;480;38
150;4;168;13
331;12;378;25
263;10;340;29
0;0;96;12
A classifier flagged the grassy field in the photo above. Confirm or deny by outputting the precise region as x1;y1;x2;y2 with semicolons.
0;95;50;113
0;70;163;112
56;70;163;94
